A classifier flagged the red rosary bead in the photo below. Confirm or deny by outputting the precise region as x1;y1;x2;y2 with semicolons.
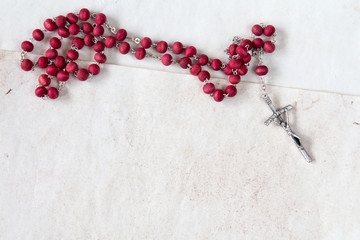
141;37;152;49
237;65;248;75
93;41;105;52
213;89;224;102
45;49;58;59
135;47;146;60
67;49;79;60
240;39;253;50
228;44;237;56
264;25;275;36
241;53;251;64
84;35;94;46
93;25;104;37
77;68;89;81
21;41;34;52
57;70;70;81
223;65;232;75
47;87;59;99
156;41;168;53
225;85;237;97
88;64;100;75
37;56;48;69
119;42;130;54
65;62;78;73
66;13;78;24
105;36;116;48
116;29;127;41
203;83;215;94
38;74;51;86
252;24;264;36
72;37;84;49
190;64;201;76
82;22;93;34
50;37;61;49
228;58;241;69
54;56;66;68
161;54;172;66
58;27;70;38
229;74;240;84
263;41;275;53
95;13;107;25
236;46;248;58
21;59;33;71
197;54;209;66
79;8;90;21
253;38;264;48
94;53;107;63
255;65;268;76
32;29;44;41
211;59;222;71
43;19;57;31
185;46;196;57
198;70;210;82
46;65;58;76
179;57;191;69
172;42;183;54
55;15;66;28
69;24;80;35
35;86;47;97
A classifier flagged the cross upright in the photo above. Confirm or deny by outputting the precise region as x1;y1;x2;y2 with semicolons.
263;94;313;163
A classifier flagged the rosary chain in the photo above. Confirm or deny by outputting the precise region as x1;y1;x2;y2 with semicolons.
24;10;277;102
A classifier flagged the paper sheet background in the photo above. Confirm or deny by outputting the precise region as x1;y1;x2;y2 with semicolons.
0;50;359;239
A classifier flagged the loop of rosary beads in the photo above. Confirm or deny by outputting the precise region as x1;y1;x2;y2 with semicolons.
20;8;276;102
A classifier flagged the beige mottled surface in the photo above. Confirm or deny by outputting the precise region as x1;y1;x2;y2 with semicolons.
0;50;359;239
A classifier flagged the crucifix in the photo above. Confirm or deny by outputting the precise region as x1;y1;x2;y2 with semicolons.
262;94;313;163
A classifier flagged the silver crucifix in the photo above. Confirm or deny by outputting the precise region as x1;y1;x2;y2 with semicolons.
262;94;313;163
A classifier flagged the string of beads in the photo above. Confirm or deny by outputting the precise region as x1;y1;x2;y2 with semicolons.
20;8;276;102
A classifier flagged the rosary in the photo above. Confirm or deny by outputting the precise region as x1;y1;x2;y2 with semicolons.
19;8;313;163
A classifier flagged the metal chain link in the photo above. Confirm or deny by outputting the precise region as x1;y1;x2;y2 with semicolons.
19;51;26;63
58;81;66;93
256;30;277;98
146;53;161;61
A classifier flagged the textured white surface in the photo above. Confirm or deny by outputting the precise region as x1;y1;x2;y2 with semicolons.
1;0;360;239
0;0;360;95
0;50;360;239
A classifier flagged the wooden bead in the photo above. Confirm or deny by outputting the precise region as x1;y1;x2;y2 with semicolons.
213;89;225;102
35;86;47;97
135;48;146;60
190;64;201;76
77;68;89;81
203;83;215;94
95;13;107;25
264;25;275;36
88;64;100;75
21;59;33;71
161;54;172;66
225;85;237;97
21;41;34;52
79;8;90;21
252;24;263;36
47;87;59;99
255;65;268;76
119;42;130;54
32;29;44;41
263;41;275;53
